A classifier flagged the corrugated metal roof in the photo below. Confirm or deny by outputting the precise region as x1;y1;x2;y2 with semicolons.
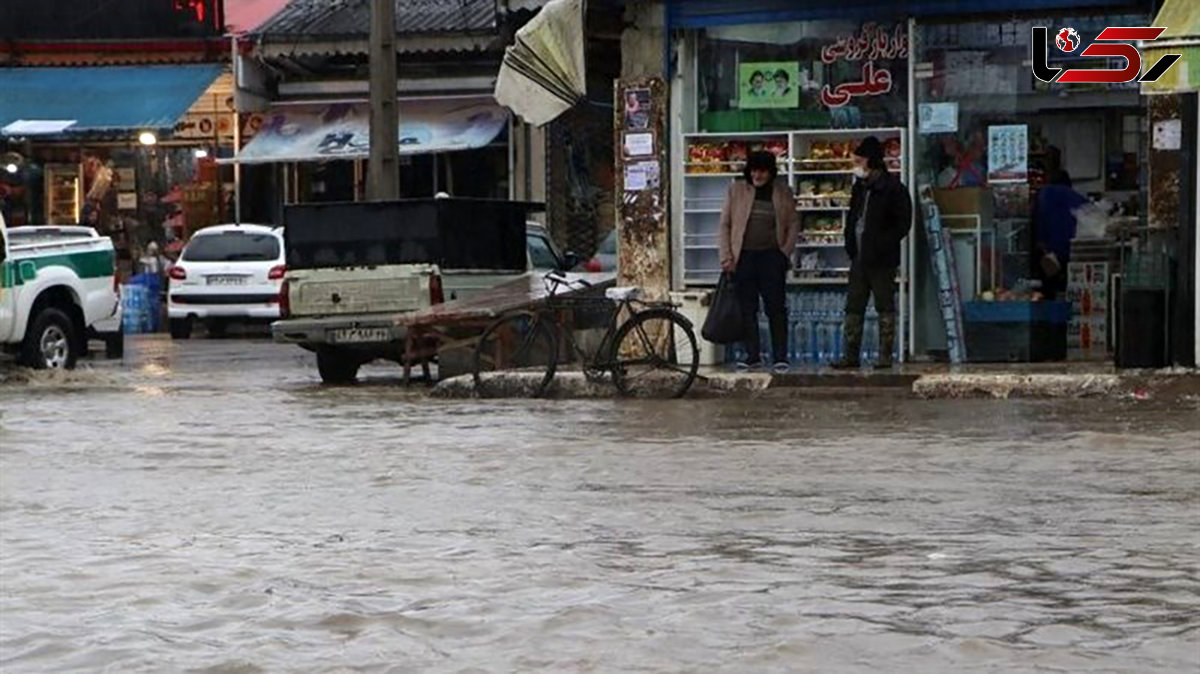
0;65;224;134
255;0;497;40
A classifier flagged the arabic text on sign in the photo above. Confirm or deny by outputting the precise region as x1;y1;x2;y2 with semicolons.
821;23;909;65
820;61;894;109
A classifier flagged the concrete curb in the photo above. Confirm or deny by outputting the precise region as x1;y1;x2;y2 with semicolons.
432;369;1200;401
912;373;1123;399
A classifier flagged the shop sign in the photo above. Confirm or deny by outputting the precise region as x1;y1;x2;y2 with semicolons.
819;23;908;109
1032;27;1182;84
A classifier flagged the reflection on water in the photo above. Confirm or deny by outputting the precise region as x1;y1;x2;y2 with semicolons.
1;338;1198;672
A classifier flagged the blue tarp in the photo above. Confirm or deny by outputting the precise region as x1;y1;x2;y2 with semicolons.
0;64;223;135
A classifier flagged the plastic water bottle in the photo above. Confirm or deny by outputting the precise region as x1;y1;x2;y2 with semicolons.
796;321;811;364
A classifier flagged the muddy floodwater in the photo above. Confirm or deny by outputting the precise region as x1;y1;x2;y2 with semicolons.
1;338;1198;673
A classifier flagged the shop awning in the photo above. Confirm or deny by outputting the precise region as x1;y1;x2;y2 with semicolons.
226;97;508;164
0;65;225;136
1141;0;1200;94
494;0;586;126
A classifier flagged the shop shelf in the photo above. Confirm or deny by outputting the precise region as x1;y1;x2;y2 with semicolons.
792;277;851;285
796;206;851;212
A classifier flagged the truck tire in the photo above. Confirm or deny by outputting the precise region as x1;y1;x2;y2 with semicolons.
317;348;360;384
21;307;80;370
170;318;193;340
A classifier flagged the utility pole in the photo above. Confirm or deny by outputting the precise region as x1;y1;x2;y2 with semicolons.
367;0;399;200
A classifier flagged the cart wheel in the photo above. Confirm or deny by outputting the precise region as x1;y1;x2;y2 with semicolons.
611;308;699;399
473;312;557;398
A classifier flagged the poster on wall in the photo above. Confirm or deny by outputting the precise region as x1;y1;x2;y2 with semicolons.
623;88;651;131
739;62;800;109
622;132;655;158
987;124;1028;183
918;102;958;134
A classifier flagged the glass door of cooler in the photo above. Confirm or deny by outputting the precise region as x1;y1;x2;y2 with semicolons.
45;164;81;225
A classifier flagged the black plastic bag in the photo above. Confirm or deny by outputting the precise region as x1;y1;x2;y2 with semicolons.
701;272;743;344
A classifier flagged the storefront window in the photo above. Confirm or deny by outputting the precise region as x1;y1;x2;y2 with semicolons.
696;20;910;132
911;12;1149;360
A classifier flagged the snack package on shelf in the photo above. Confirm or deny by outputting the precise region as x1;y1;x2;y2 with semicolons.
725;142;748;172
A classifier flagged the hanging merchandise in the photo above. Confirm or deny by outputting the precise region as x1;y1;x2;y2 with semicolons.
493;0;587;126
919;188;968;364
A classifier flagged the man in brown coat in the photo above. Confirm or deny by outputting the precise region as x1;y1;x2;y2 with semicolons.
719;151;798;371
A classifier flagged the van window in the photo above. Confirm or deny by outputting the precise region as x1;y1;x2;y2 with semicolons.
183;232;280;262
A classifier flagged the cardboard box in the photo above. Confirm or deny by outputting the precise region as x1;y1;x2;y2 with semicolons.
932;187;995;222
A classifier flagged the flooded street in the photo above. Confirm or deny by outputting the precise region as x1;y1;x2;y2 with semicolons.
1;337;1198;673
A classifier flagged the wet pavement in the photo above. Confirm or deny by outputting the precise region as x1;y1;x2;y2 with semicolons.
1;337;1198;673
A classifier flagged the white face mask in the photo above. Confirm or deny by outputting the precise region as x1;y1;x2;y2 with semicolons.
852;166;870;180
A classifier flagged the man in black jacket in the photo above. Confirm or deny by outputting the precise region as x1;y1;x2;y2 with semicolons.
833;136;912;369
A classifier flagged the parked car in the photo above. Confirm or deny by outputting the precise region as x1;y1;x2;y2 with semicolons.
581;228;617;272
167;224;286;339
1;216;121;369
526;222;581;272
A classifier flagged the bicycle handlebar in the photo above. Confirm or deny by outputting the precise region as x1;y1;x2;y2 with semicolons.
543;271;593;294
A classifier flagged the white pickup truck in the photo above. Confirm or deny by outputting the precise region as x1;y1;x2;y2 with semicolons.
273;199;574;384
1;214;122;369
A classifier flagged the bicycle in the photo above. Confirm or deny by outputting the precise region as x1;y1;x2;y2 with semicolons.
472;271;700;399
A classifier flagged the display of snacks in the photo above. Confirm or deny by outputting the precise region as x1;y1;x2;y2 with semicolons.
685;138;788;174
795;177;852;208
798;231;845;246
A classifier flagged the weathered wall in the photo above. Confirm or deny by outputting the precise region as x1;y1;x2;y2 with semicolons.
618;1;669;300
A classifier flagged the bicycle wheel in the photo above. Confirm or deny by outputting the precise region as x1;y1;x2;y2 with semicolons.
610;308;700;399
473;312;558;398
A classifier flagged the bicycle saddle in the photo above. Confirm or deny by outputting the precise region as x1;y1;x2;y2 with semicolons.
605;287;641;301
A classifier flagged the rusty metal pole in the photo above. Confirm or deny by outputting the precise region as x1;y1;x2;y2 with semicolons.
367;0;399;200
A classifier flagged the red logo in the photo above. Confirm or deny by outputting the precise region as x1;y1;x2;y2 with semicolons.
1055;27;1081;52
1033;26;1182;84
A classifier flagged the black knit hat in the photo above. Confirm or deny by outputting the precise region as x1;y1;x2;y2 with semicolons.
743;150;778;182
854;136;885;169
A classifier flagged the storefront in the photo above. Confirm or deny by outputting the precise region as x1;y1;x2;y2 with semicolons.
666;1;1167;366
0;64;236;276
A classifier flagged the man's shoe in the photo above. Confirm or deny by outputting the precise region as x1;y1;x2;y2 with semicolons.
734;360;763;372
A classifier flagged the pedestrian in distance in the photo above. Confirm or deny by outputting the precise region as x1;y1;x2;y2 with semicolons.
832;136;912;370
718;150;798;373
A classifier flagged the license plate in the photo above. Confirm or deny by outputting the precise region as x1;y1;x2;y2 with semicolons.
207;275;247;286
329;327;391;344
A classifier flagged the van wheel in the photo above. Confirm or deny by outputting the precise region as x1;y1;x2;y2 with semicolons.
170;318;193;340
317;348;361;385
21;308;79;370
